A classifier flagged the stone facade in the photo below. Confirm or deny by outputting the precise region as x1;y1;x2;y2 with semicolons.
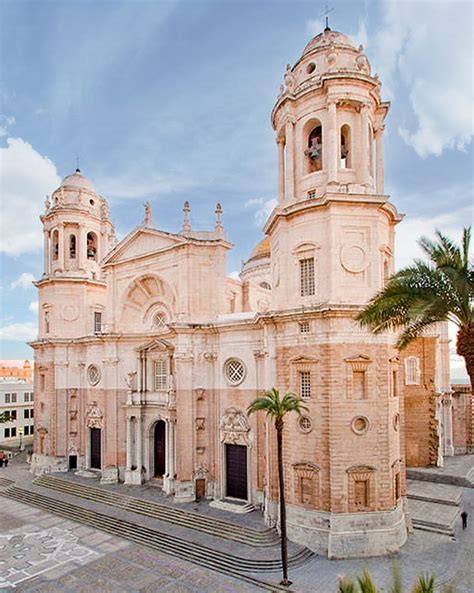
30;26;451;558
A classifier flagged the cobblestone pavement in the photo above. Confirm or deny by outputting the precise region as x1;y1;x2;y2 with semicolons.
1;456;473;592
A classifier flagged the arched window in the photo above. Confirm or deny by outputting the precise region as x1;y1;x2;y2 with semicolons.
152;311;168;331
340;124;351;168
86;232;97;260
52;230;59;261
405;356;421;385
69;234;76;259
305;123;323;173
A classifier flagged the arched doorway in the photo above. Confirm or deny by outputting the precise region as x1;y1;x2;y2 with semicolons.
154;420;166;477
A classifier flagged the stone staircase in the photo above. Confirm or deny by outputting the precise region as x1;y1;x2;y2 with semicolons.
2;485;312;591
33;474;279;547
408;498;460;536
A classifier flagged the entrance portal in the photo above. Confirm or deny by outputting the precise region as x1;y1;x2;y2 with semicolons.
154;420;166;477
225;443;247;500
90;428;101;469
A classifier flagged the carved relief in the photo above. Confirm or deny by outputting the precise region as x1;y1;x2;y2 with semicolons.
340;244;368;273
62;304;79;322
195;417;205;431
85;401;104;429
220;407;251;446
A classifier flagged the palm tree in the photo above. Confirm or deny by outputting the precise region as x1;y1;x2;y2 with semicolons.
357;227;473;389
247;388;308;586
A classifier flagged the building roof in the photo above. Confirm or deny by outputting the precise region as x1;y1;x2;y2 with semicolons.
249;237;271;260
302;29;354;56
60;169;96;193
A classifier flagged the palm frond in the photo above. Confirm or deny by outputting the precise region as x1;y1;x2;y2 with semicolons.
411;573;435;593
338;576;357;593
356;567;379;593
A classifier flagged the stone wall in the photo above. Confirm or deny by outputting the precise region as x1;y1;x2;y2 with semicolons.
451;383;473;454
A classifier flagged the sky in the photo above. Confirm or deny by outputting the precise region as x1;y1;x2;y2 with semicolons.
0;0;472;381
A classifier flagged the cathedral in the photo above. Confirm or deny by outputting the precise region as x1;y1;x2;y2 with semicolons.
31;25;452;558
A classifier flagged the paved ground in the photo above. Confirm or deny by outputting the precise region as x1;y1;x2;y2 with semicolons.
1;455;473;592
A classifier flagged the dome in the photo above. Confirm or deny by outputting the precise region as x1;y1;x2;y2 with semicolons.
249;237;271;260
60;169;96;193
302;29;354;56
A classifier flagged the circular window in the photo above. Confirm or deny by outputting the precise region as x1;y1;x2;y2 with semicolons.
224;358;246;386
87;364;101;386
298;415;313;434
393;413;400;431
351;416;369;435
152;311;168;331
89;199;95;206
306;62;316;74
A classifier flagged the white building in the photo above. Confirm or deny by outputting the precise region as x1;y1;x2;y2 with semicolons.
0;380;35;448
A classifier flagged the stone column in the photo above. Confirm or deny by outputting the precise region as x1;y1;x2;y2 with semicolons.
277;137;286;205
126;416;132;471
164;418;176;494
359;103;370;186
285;116;296;202
43;230;50;275
78;223;86;272
136;413;143;472
327;100;338;183
443;395;454;456
375;125;385;194
58;223;65;270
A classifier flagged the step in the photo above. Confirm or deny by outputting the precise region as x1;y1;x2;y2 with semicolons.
408;498;460;536
406;479;463;507
0;477;14;488
2;486;313;591
406;468;474;488
33;475;279;547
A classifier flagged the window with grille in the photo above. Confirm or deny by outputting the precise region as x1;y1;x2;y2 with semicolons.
392;370;398;397
44;311;50;334
154;360;168;391
94;311;102;333
299;371;311;399
5;393;10;403
405;357;420;385
87;364;101;386
299;258;315;296
152;312;167;331
299;321;310;333
11;393;17;403
224;358;246;385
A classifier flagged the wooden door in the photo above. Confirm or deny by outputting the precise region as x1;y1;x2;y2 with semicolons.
226;444;247;500
90;428;101;469
154;421;166;477
195;478;206;500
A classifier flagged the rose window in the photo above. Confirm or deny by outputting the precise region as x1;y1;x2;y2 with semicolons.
87;364;101;386
224;358;246;386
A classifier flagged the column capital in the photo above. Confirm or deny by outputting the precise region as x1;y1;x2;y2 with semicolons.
327;98;338;109
276;136;286;146
374;124;385;136
284;114;296;127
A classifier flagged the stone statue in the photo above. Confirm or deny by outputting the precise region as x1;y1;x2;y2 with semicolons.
284;64;296;92
44;195;51;212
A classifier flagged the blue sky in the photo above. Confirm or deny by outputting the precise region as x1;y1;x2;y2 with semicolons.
0;0;472;379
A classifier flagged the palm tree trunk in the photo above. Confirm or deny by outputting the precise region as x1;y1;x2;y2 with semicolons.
457;324;474;390
276;419;290;586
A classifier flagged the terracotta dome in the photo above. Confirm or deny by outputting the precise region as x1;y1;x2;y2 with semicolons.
60;169;96;193
302;29;354;56
249;237;271;260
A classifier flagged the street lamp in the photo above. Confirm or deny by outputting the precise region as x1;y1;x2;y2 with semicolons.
18;427;24;451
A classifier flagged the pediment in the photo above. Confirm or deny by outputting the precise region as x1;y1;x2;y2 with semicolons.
103;227;185;266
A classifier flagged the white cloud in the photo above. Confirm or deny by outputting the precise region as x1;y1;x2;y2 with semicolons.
371;1;473;157
0;138;61;255
394;204;471;270
10;273;35;290
0;322;37;342
29;301;39;314
228;270;240;280
0;114;15;137
245;197;277;227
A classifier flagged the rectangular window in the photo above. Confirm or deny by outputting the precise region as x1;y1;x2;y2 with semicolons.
4;428;10;438
299;321;310;333
30;408;34;418
10;410;17;421
24;392;29;402
395;472;401;500
11;393;17;403
354;479;369;509
299;371;311;399
300;258;315;297
94;311;103;334
24;425;29;435
405;357;420;385
154;360;167;391
30;425;34;434
11;427;16;438
391;370;398;397
5;393;10;403
353;370;367;400
30;392;34;401
44;311;50;334
40;375;45;392
24;409;30;419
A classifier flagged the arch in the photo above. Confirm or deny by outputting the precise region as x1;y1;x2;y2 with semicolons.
52;230;59;261
86;231;98;260
121;274;176;328
69;233;77;259
340;124;352;168
303;119;323;174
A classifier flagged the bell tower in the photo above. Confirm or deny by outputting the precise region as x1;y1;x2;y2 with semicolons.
267;27;402;311
37;169;115;339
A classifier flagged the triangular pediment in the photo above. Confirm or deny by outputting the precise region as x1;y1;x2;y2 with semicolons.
103;227;185;266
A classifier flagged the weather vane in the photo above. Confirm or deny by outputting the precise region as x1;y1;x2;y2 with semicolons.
75;154;80;173
320;4;334;30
